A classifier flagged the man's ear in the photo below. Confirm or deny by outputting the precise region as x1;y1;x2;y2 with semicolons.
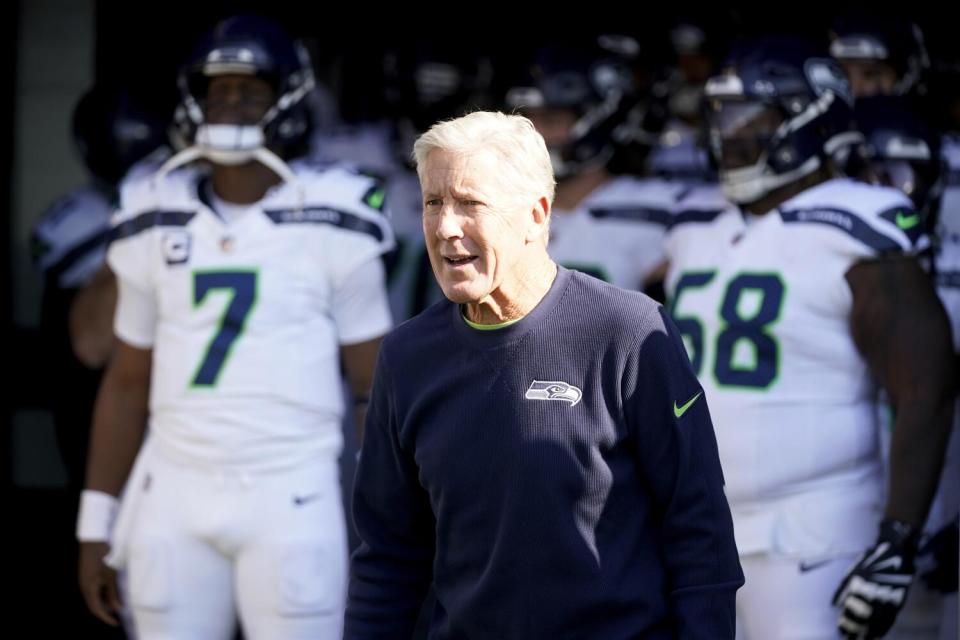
526;196;551;243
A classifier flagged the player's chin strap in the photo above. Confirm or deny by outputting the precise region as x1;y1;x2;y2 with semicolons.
155;124;298;185
153;124;305;209
721;130;864;204
721;155;821;204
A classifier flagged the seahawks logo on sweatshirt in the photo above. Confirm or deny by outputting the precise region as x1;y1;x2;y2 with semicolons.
525;380;582;407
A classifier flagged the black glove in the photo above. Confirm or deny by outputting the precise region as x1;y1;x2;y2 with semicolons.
833;518;919;639
916;516;959;594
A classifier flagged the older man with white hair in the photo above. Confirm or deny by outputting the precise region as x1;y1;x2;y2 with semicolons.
345;111;743;639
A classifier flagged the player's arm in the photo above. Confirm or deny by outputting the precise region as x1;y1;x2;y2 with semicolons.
834;255;956;638
334;251;392;444
342;337;383;443
77;272;155;626
69;265;117;368
78;340;151;626
847;255;955;527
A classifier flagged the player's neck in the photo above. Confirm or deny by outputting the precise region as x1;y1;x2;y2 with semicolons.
210;162;283;205
464;256;558;325
553;166;609;212
742;166;834;216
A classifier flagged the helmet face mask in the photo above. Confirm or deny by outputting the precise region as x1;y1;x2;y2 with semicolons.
708;99;783;172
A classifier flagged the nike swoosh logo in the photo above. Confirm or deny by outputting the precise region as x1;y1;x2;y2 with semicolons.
673;391;703;418
896;211;920;230
292;493;321;506
798;558;832;573
365;189;385;210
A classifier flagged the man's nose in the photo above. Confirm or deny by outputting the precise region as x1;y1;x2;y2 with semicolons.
435;206;464;240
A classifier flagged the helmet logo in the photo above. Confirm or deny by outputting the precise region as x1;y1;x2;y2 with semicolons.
751;79;776;96
805;59;852;105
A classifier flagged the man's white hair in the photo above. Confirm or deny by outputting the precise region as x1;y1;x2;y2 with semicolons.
412;110;556;207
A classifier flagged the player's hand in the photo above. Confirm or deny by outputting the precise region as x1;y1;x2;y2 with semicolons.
79;541;123;626
833;519;918;639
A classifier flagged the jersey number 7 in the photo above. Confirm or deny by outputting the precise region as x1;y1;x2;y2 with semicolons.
190;270;258;387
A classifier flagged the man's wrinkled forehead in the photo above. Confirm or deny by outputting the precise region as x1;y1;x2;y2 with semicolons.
420;149;505;198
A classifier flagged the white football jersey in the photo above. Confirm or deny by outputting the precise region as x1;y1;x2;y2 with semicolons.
33;184;114;289
108;159;394;470
929;134;960;532
937;134;960;348
309;125;444;322
665;178;925;509
549;176;686;290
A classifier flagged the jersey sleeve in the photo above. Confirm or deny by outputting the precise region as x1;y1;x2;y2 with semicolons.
113;273;157;348
296;165;396;277
304;168;396;335
106;209;156;292
779;183;929;261
333;257;392;345
32;187;114;288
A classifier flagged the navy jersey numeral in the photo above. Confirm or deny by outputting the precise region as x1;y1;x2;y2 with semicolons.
671;271;785;389
191;270;258;387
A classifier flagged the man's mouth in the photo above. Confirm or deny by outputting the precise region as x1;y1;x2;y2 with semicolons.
443;255;478;266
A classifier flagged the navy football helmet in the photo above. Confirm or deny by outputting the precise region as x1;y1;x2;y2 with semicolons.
72;84;169;184
503;37;639;179
382;43;495;164
163;15;314;182
830;16;929;97
704;37;862;204
854;94;943;222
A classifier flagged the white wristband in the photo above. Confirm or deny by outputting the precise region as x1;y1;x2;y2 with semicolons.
76;490;120;542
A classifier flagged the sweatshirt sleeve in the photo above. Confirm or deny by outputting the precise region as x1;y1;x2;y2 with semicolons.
345;346;435;639
624;306;744;639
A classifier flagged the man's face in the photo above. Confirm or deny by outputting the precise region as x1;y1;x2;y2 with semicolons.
709;100;784;171
204;74;274;125
420;148;535;304
525;107;578;151
840;60;898;98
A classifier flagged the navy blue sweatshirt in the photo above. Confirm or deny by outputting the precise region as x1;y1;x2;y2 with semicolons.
346;267;743;639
